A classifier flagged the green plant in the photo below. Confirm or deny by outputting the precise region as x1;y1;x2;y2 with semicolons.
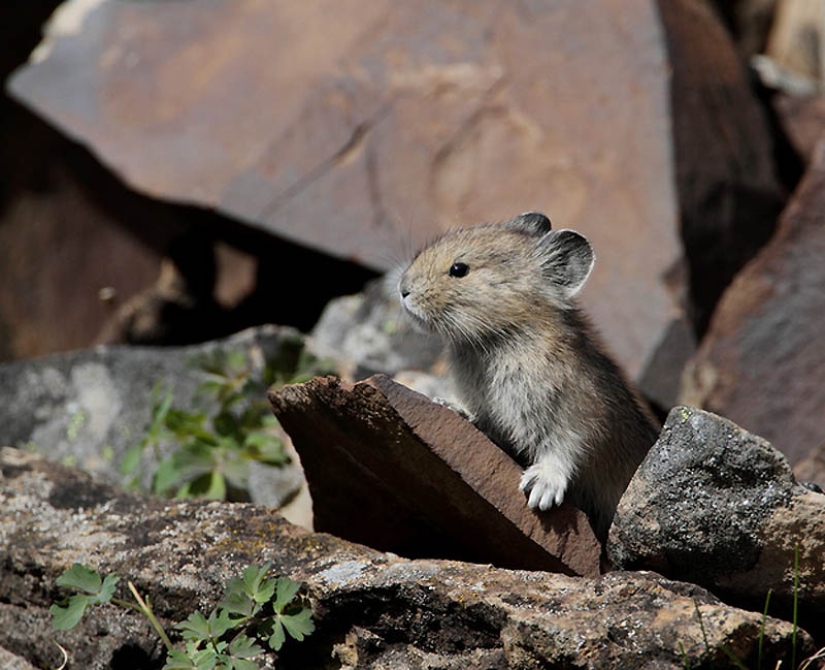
121;337;335;500
51;562;314;669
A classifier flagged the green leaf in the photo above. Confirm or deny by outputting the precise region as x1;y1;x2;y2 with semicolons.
213;411;242;439
120;442;145;476
273;577;301;610
222;658;258;670
50;594;92;630
163;650;203;670
243;563;276;604
148;383;175;439
266;618;286;652
224;350;248;376
96;573;119;604
177;470;227;500
177;608;236;642
55;563;117;599
50;564;119;630
219;589;255;618
56;563;101;593
164;408;212;442
280;607;315;642
242;432;288;466
264;576;315;649
177;611;211;641
153;455;185;495
227;634;262;659
194;378;228;403
220;564;274;616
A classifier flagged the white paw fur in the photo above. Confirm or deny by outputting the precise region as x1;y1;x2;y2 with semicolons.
519;460;571;510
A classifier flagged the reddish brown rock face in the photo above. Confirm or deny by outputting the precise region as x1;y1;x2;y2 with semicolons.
9;0;691;401
268;374;602;577
681;139;825;465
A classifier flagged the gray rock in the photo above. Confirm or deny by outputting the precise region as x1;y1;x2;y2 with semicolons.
608;406;825;639
0;325;310;514
0;447;815;669
310;276;444;381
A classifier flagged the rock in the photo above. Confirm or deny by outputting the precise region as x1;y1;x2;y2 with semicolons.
766;0;825;84
711;0;778;59
268;375;601;577
680;138;825;465
795;440;825;491
656;0;786;336
0;648;39;670
608;406;825;640
0;325;314;525
310;276;444;382
0;447;815;669
772;92;825;164
9;0;704;409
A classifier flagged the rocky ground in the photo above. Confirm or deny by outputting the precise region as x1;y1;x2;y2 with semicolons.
2;0;825;668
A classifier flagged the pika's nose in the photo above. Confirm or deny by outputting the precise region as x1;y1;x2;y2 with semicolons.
399;279;410;299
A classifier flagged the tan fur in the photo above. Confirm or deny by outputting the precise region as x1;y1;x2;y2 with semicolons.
398;213;659;541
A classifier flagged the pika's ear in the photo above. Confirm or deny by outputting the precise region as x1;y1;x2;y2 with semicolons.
505;211;552;236
536;229;595;297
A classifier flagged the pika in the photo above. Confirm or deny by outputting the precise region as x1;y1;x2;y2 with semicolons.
398;212;659;540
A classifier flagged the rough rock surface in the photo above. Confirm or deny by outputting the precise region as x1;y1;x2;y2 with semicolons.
0;447;815;669
608;406;825;639
269;375;601;577
0;325;310;518
681;138;825;465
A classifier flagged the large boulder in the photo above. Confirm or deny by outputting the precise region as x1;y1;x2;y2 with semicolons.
9;0;788;407
0;447;815;669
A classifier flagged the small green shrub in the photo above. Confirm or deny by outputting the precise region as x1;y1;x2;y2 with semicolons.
51;562;314;669
121;336;335;500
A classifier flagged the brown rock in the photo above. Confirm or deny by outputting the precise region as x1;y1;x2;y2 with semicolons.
795;440;825;490
773;92;825;164
8;0;692;405
657;0;786;336
0;447;815;669
681;138;825;464
268;374;601;577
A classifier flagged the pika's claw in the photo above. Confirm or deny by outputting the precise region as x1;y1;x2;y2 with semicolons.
520;462;569;510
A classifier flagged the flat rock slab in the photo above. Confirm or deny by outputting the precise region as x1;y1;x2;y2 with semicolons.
268;374;601;577
0;447;814;669
681;138;825;465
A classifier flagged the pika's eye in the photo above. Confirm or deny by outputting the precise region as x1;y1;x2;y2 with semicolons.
449;262;469;278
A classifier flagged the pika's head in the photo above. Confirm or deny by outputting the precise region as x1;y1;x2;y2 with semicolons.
398;212;595;342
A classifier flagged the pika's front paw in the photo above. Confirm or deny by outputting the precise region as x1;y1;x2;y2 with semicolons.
519;462;569;510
